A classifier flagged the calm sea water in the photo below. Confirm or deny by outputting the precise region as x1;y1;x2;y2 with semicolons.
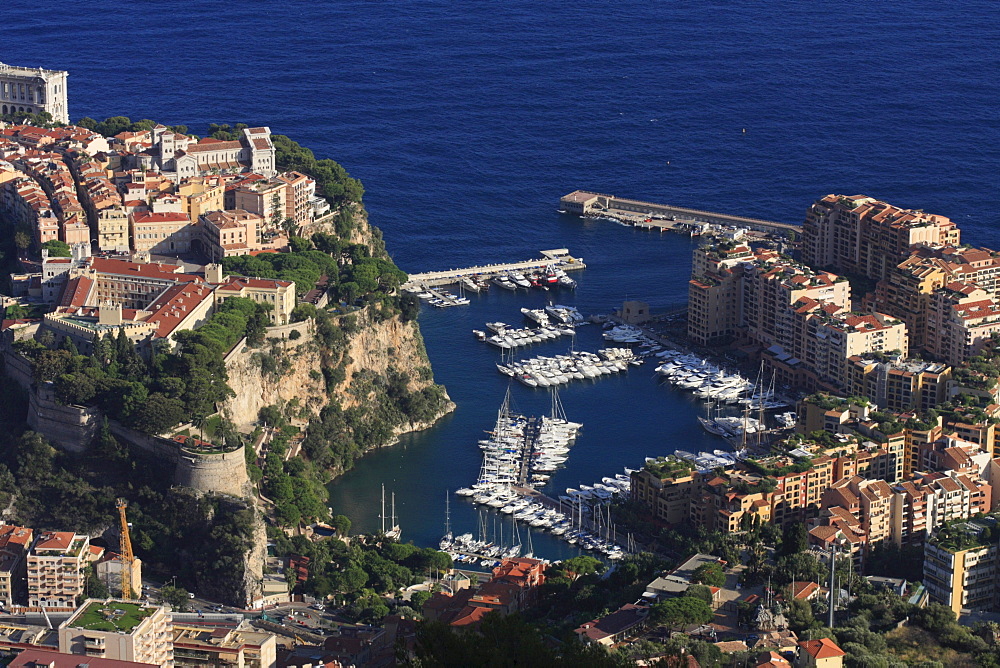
6;1;999;559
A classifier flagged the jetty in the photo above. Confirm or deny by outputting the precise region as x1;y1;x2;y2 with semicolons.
560;191;801;235
402;249;585;289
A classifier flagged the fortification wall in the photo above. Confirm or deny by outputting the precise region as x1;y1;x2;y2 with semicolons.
174;445;250;498
108;422;249;498
3;350;34;391
27;383;99;453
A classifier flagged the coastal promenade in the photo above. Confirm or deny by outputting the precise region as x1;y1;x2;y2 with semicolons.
402;248;585;289
561;190;801;235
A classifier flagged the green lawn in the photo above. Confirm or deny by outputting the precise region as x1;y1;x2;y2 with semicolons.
71;601;153;632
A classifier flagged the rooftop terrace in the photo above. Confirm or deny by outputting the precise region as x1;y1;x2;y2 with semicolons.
69;601;155;633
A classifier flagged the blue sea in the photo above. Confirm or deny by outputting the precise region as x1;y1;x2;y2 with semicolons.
6;1;999;559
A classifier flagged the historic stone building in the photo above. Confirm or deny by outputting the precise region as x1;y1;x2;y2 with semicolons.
0;62;69;123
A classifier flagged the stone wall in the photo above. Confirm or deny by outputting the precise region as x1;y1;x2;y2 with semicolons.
174;444;250;498
27;383;100;453
108;422;249;498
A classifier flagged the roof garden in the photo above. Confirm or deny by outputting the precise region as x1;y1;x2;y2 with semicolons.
70;601;155;633
644;456;695;479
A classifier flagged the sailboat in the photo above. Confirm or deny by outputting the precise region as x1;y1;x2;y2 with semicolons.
439;491;452;550
380;485;401;541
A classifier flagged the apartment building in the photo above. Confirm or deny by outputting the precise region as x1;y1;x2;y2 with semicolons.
172;623;276;668
59;599;173;667
275;171;317;229
802;194;960;283
924;533;998;614
629;464;699;525
130;211;196;255
215;277;295;325
926;282;1000;366
98;207;130;252
845;356;951;413
27;531;89;609
233;178;287;229
198;210;263;260
0;525;33;607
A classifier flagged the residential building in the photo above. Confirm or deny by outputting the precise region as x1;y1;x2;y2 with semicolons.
0;62;69;123
98;207;130;252
795;638;845;668
0;525;33;607
198;210;263;260
59;599;173;667
687;243;753;345
802;194;960;284
924;526;999;614
233;178;287;230
574;603;649;646
27;531;89;609
130;211;195;254
629;461;699;524
95;552;143;601
172;623;276;668
926;282;1000;366
275;171;317;229
846;356;950;413
215;277;295;325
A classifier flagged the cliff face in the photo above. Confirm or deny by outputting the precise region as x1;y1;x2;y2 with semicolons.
223;207;452;435
222;309;452;433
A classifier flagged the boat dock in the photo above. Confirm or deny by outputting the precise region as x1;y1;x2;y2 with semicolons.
512;486;611;537
402;248;585;289
560;191;802;235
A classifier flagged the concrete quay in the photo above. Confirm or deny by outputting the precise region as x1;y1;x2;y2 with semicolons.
561;190;801;235
402;248;585;289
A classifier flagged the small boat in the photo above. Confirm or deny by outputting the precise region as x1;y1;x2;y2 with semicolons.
461;277;481;293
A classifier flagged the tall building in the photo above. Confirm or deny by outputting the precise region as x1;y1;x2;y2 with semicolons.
845;356;951;413
59;599;173;667
27;531;90;609
0;62;69;123
924;528;999;614
802;194;960;284
0;525;33;607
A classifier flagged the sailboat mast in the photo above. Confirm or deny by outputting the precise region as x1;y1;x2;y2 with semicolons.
380;485;386;535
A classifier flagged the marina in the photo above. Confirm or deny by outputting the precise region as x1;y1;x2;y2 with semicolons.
402;248;586;290
447;390;629;560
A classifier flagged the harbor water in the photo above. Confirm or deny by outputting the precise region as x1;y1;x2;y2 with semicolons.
326;226;732;559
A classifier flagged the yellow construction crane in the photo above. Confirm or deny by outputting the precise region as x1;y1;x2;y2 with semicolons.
116;499;136;600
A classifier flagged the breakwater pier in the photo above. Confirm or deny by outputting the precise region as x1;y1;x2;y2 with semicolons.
561;190;801;235
402;248;585;289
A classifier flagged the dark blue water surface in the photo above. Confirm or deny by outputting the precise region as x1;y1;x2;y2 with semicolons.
6;1;999;558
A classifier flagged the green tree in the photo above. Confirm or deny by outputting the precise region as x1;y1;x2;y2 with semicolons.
130;393;186;434
159;584;190;611
560;556;605;580
781;521;809;555
691;561;726;587
42;239;71;257
684;584;714;604
650;596;713;631
13;230;30;251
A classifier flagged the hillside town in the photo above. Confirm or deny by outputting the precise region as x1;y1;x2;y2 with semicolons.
5;61;1000;667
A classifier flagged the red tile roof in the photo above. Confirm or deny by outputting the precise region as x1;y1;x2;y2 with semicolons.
799;638;846;659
